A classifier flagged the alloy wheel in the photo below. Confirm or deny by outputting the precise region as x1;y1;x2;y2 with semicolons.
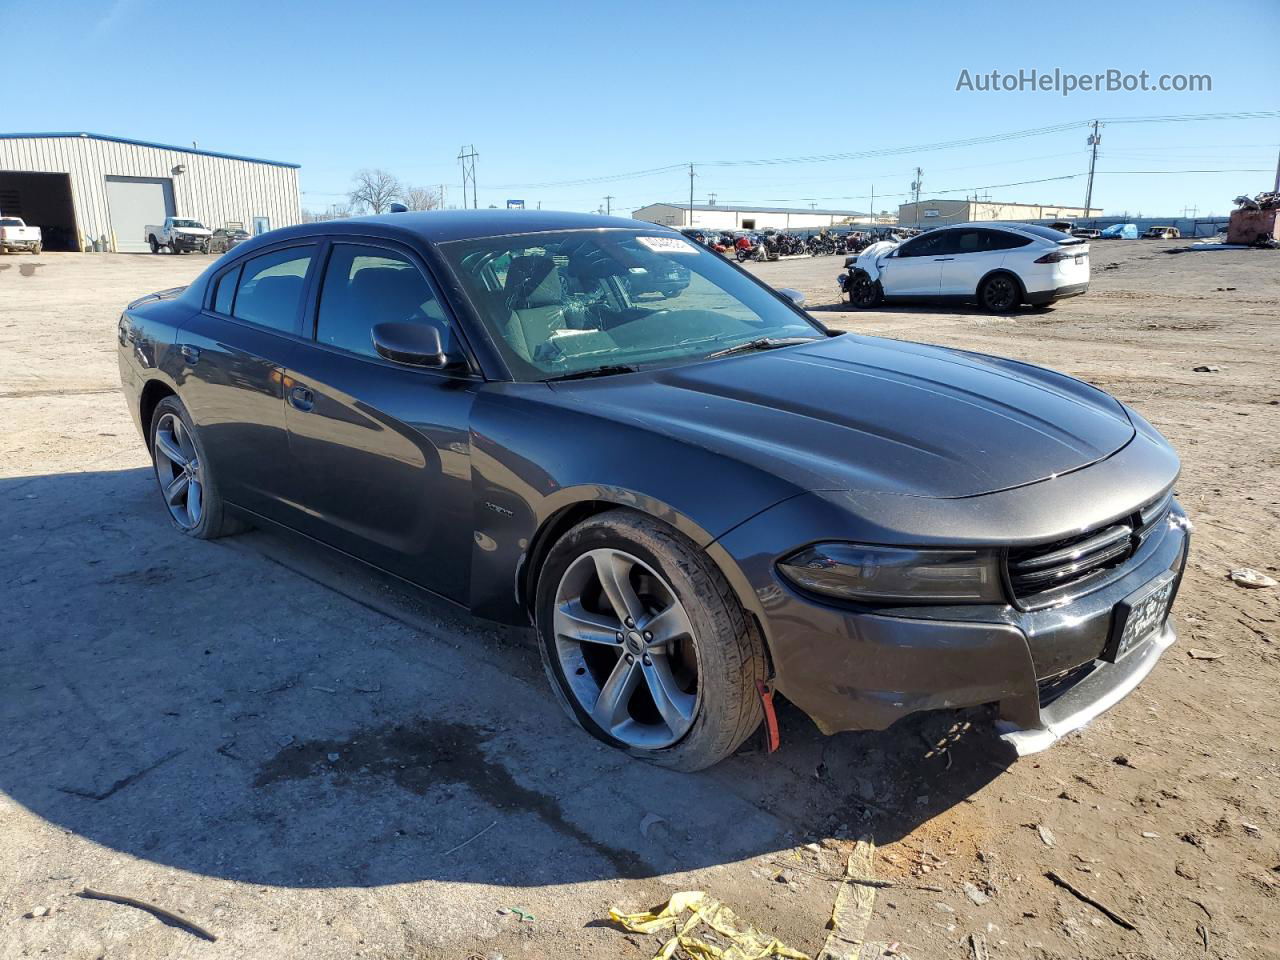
153;412;204;529
552;548;700;748
983;275;1017;310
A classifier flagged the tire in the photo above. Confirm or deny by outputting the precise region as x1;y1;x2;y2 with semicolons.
535;509;766;771
149;236;160;254
735;249;748;262
979;273;1020;313
849;276;883;308
31;243;41;255
148;396;249;539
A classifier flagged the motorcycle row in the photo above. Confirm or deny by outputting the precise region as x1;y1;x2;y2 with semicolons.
680;228;901;263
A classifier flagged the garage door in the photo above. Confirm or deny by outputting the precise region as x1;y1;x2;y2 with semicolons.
105;176;175;253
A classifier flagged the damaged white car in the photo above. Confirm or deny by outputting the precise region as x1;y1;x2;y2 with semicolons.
839;222;1090;313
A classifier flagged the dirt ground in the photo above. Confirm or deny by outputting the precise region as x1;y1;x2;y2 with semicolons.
1;241;1277;960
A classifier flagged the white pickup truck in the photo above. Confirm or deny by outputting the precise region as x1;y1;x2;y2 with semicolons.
0;217;42;254
146;217;213;255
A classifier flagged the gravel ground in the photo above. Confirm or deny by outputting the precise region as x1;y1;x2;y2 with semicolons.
1;241;1277;960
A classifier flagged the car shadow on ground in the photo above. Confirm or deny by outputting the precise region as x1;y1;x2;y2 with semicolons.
808;301;1050;317
0;466;1015;890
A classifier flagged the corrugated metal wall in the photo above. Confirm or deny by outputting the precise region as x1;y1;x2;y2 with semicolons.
0;135;300;251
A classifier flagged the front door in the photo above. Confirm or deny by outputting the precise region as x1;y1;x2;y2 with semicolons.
877;231;950;296
176;243;317;521
281;240;478;603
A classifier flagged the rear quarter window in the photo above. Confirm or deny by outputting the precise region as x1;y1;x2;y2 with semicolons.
212;264;241;314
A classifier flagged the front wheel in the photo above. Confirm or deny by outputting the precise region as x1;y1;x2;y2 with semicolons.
979;273;1020;313
848;276;883;308
31;243;41;255
535;510;765;771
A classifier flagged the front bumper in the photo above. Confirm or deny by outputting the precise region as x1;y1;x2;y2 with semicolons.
171;235;209;250
711;440;1187;751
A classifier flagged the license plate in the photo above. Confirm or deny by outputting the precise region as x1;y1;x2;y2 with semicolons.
1105;572;1176;661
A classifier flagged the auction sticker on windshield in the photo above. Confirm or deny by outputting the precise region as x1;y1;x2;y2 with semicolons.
636;236;697;253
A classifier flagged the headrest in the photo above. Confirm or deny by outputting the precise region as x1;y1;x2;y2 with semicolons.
505;255;562;309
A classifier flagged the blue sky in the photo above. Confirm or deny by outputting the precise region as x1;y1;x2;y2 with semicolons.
5;0;1277;218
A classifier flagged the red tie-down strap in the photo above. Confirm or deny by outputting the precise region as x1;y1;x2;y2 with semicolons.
755;680;780;754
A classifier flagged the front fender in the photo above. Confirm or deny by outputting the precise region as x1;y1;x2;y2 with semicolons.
464;384;801;624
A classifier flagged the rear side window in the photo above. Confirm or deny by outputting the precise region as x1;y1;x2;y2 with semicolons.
315;243;450;359
232;247;313;333
982;230;1033;251
212;264;240;314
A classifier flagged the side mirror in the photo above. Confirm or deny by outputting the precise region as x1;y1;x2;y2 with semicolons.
371;322;455;368
388;202;408;214
779;287;806;308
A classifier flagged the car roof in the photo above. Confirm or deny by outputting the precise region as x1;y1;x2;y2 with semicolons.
252;210;654;250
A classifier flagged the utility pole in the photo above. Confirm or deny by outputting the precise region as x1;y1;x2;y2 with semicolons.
688;163;696;227
439;184;446;209
457;145;478;209
869;184;874;224
1273;147;1280;192
1083;120;1101;215
911;168;923;225
603;195;614;215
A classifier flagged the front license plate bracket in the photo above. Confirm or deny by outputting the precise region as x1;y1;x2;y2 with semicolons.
1103;570;1177;663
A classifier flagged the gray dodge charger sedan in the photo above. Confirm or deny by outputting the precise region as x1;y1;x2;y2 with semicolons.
117;210;1190;770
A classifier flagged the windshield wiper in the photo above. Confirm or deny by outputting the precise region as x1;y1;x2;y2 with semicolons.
703;336;819;361
544;364;640;382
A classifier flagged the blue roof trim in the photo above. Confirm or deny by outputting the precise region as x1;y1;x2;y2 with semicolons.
0;132;300;169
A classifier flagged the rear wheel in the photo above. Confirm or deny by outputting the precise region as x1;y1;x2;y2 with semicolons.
536;510;765;771
979;273;1020;313
149;396;248;539
149;236;159;254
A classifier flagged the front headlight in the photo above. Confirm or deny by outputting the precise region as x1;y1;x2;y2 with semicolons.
777;543;1005;604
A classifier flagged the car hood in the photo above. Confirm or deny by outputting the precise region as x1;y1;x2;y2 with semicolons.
548;334;1135;499
174;228;212;237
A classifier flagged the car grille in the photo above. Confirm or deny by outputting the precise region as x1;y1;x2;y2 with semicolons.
1006;489;1172;607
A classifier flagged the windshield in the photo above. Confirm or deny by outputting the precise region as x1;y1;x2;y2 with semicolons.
438;229;821;380
172;219;204;229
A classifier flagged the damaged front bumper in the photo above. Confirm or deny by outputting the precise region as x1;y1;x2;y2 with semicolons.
711;448;1189;754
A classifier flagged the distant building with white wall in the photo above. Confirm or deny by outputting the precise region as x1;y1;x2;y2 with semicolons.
632;202;867;231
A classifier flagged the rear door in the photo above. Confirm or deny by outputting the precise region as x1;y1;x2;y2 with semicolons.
281;238;479;603
176;242;316;521
938;228;1017;295
877;231;950;296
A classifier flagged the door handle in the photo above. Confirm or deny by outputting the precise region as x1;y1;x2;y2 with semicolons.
933;257;955;261
179;344;201;364
289;385;315;411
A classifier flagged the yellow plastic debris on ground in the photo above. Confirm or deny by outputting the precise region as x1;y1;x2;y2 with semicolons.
610;890;810;960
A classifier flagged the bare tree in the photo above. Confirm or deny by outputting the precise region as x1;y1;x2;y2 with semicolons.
349;168;402;214
401;185;441;211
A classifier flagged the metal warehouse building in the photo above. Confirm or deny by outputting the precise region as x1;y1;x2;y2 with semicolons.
0;132;300;252
896;198;1102;227
632;202;867;231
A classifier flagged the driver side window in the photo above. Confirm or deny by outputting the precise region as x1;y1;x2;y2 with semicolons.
314;243;448;359
897;232;951;258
